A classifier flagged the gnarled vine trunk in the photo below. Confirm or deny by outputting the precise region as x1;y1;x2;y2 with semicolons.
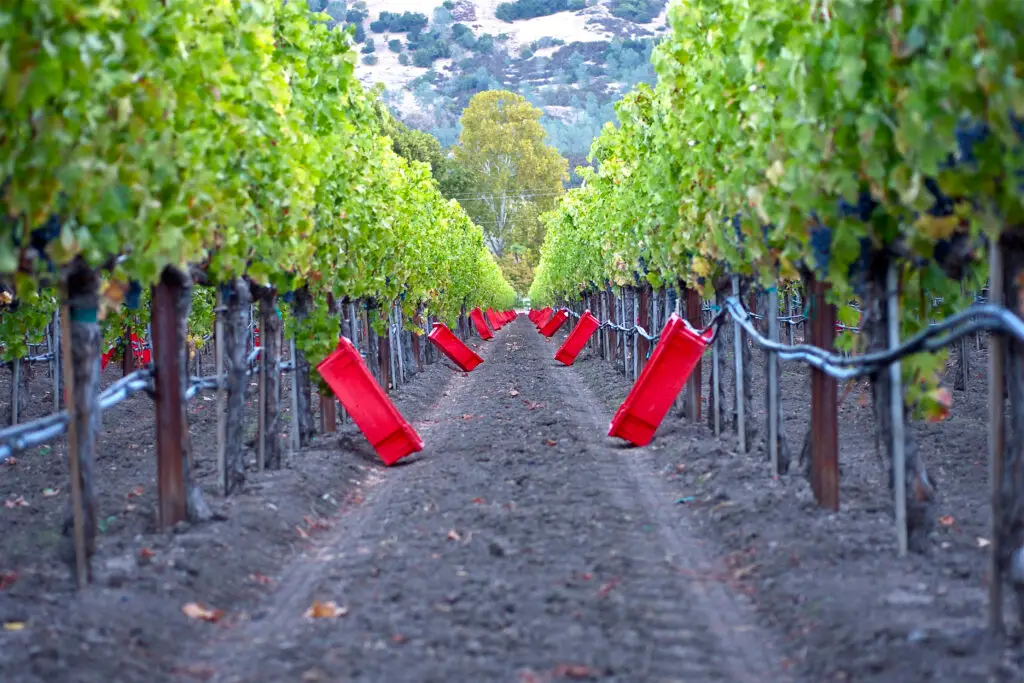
222;278;251;494
258;291;282;470
59;259;100;582
291;287;315;446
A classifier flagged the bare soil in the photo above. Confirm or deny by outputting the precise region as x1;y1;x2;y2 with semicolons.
567;321;1024;683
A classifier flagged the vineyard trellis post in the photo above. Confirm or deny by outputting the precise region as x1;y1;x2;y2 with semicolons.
152;271;188;529
215;287;227;493
685;287;703;424
808;278;839;511
638;286;650;372
711;293;721;437
49;310;61;413
256;290;283;471
887;265;909;557
767;286;780;476
787;291;796;345
731;275;746;453
988;238;1006;634
289;335;299;456
292;287;315;446
221;278;250;494
10;357;20;425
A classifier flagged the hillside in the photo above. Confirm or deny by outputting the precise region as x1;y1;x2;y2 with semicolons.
311;0;670;166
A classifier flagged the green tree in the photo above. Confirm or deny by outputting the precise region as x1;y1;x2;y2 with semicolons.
453;91;568;258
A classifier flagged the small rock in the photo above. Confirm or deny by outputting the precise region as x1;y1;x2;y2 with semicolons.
907;628;930;644
488;541;506;558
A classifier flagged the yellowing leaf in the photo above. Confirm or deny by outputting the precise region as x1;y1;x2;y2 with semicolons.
4;622;26;631
183;602;225;622
304;600;347;619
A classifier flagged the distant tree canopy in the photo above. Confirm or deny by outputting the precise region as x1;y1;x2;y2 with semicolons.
453;90;568;275
372;99;471;201
495;0;585;23
608;0;665;23
370;11;429;34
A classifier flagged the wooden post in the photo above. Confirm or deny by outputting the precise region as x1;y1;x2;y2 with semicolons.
121;326;137;376
61;263;102;585
215;287;227;495
50;310;61;413
222;279;251;495
685;288;703;424
152;273;188;529
257;292;282;470
808;279;839;511
10;357;20;426
60;305;88;587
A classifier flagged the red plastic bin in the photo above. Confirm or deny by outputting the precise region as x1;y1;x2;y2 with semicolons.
538;309;569;337
534;308;553;329
554;311;600;366
316;336;424;466
470;308;494;340
486;308;502;330
608;313;713;447
428;322;484;372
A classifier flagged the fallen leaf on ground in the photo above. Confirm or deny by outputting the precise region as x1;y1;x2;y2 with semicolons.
295;525;310;539
304;600;348;619
554;663;596;679
447;529;462;542
249;573;273;585
597;578;621;598
4;622;26;631
0;570;18;591
939;515;955;527
509;389;520;397
391;633;408;644
544;439;558;447
138;548;155;560
182;602;225;622
4;496;27;509
471;497;485;504
42;488;59;497
127;486;144;499
3;457;15;466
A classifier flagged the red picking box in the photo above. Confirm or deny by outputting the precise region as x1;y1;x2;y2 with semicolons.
607;313;713;447
316;336;424;466
428;322;484;372
538;309;569;337
486;308;502;330
470;308;494;340
554;311;600;366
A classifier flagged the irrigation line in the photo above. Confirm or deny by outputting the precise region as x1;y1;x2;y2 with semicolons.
0;345;275;465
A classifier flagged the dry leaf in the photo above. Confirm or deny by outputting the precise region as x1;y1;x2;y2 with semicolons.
128;486;144;499
391;633;408;644
0;571;18;591
182;602;225;623
554;663;596;679
4;622;26;632
446;529;462;542
3;457;16;466
544;439;558;447
249;573;273;585
304;600;348;619
509;389;520;397
295;525;310;539
939;515;955;527
4;496;27;509
471;497;485;505
138;548;155;560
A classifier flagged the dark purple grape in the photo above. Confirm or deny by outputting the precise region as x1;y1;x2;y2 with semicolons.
125;280;142;310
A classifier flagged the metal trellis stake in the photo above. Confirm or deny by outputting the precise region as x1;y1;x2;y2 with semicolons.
887;264;909;557
731;276;746;452
768;286;780;476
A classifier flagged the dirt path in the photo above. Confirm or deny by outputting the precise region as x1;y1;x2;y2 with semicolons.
185;317;787;683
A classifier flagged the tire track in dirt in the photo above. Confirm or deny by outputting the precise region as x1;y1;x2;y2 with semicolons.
185;317;789;683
